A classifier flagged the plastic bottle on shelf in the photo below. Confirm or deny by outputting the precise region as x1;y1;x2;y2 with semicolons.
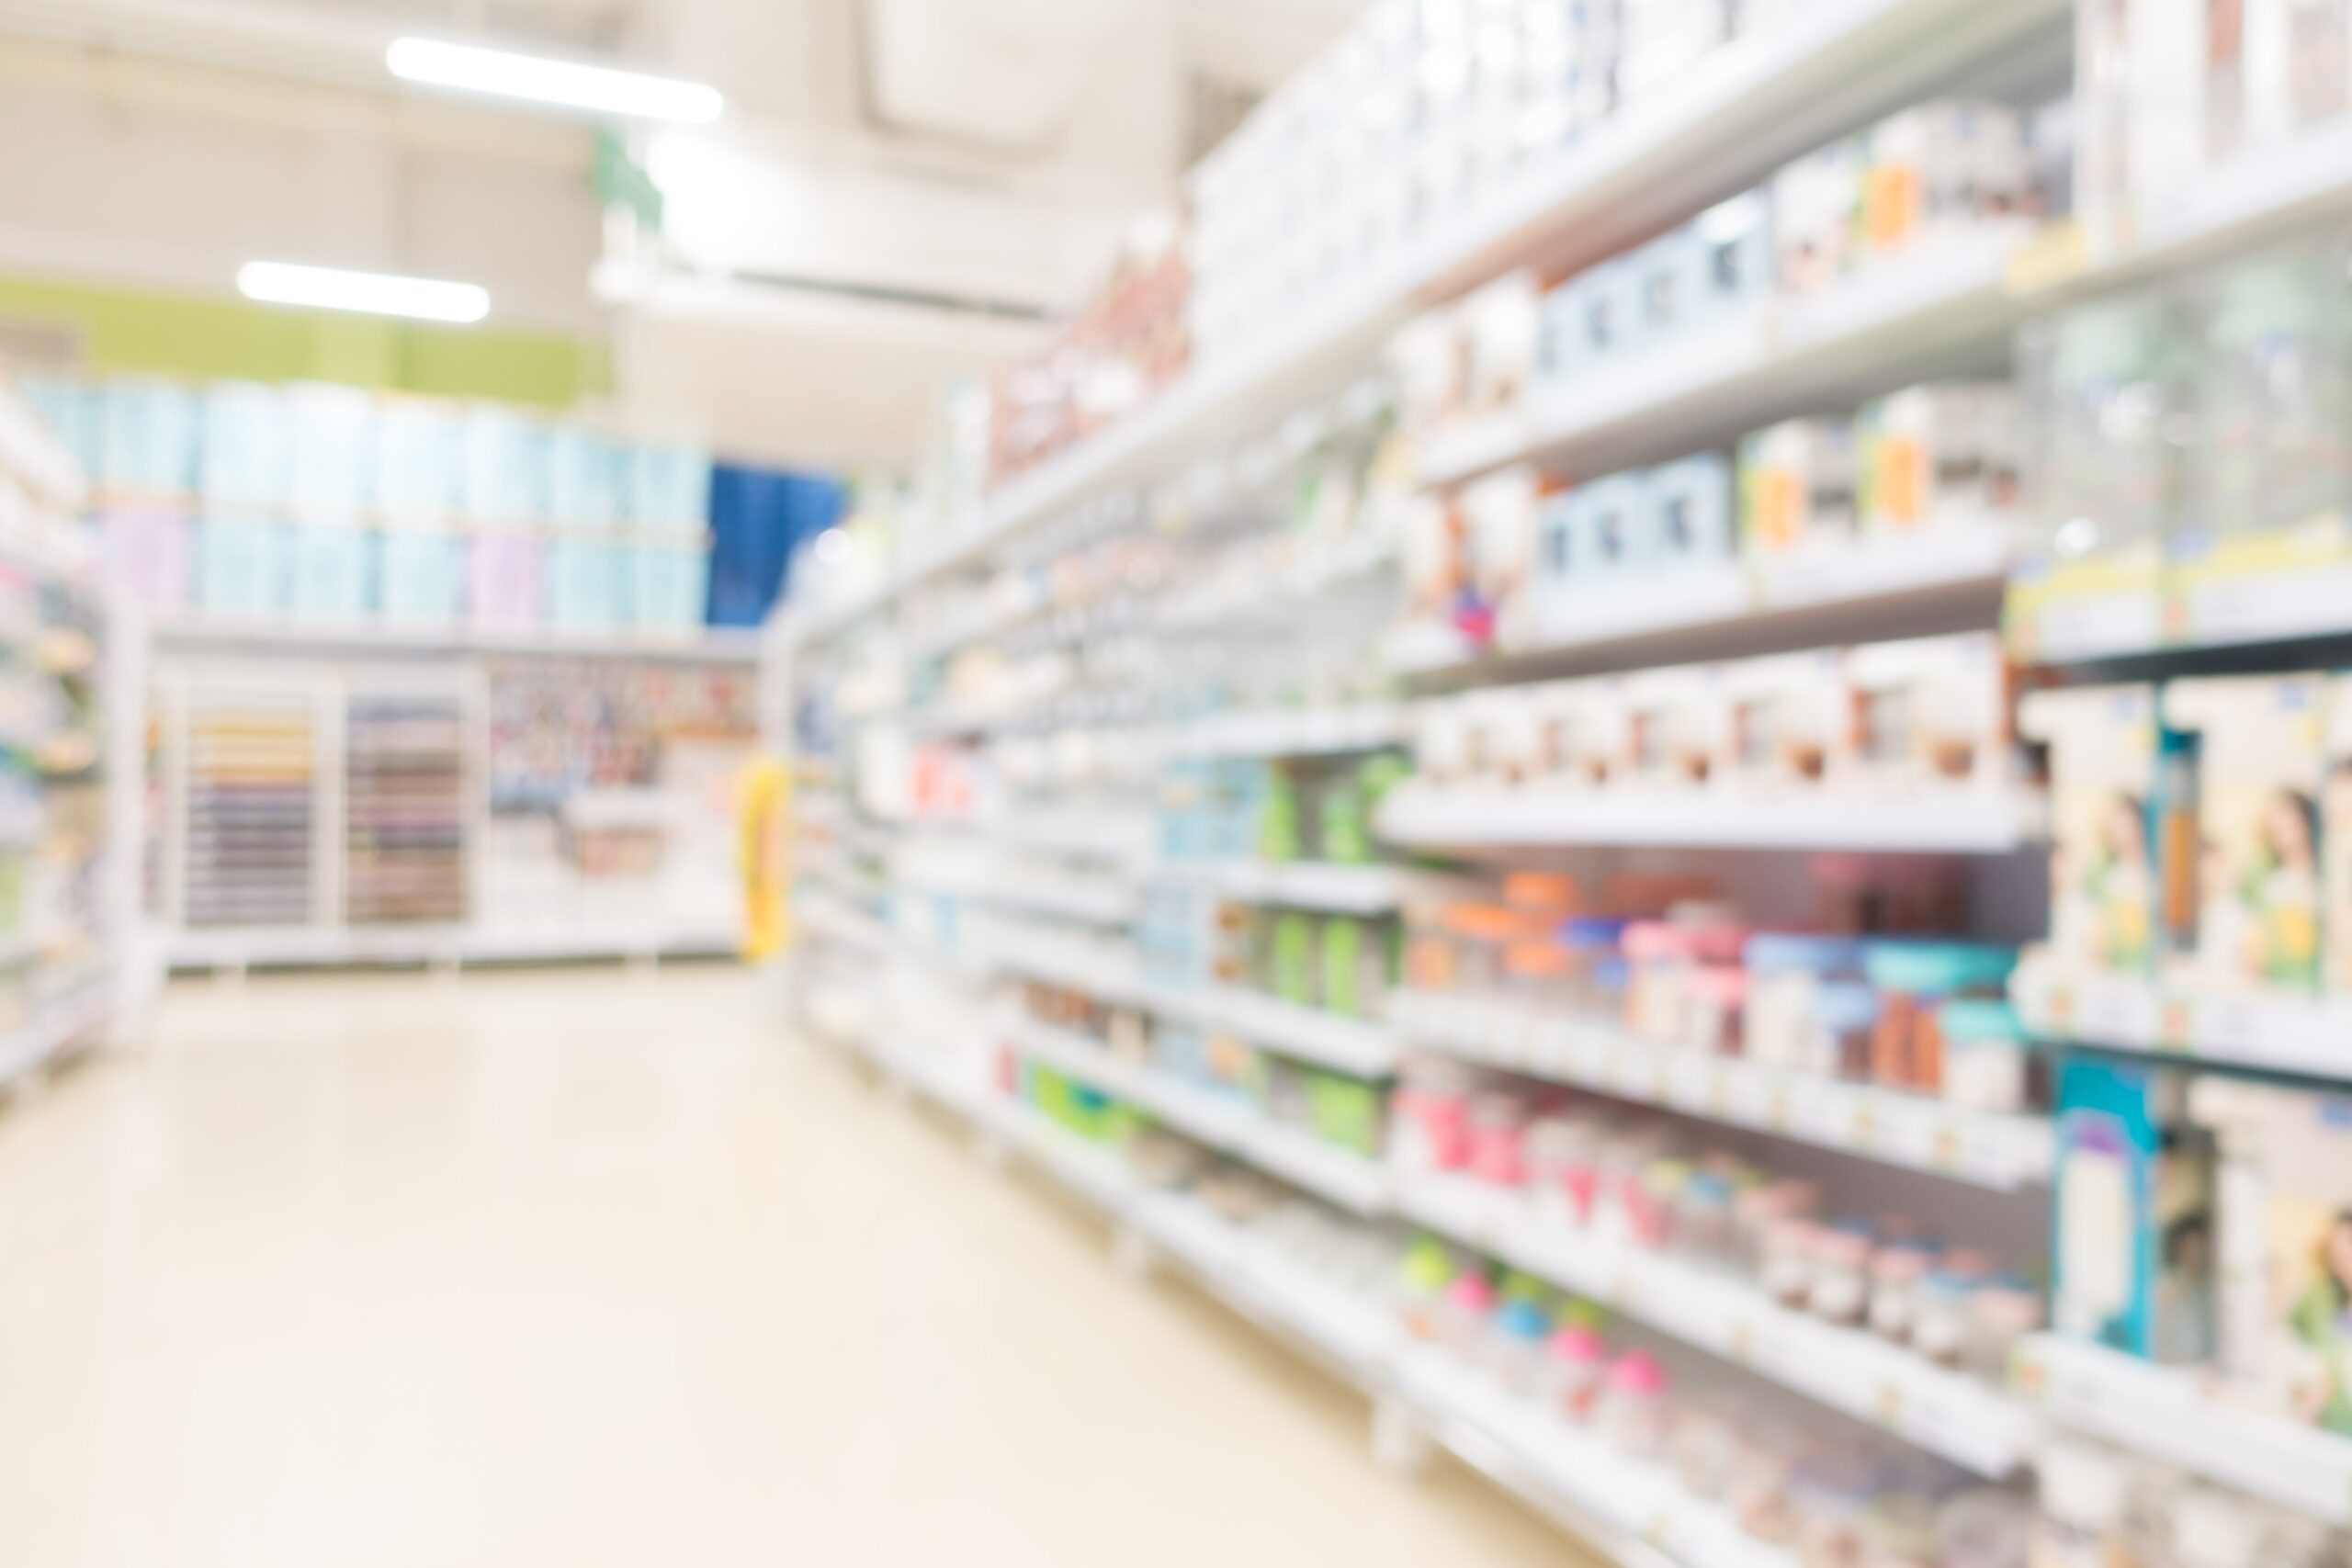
1597;1350;1671;1461
1539;1319;1611;1426
2031;1440;2133;1568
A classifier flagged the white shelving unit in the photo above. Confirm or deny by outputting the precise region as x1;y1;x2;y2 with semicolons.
1142;981;1402;1078
1396;1173;2038;1478
152;615;761;664
1419;228;2036;491
2012;954;2352;1086
1147;860;1406;916
2016;1337;2352;1529
1391;990;2053;1190
1003;1013;1390;1214
1376;784;2045;855
810;994;1810;1568
784;0;2069;653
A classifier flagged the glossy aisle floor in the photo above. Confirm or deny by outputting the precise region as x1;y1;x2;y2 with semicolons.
0;967;1584;1568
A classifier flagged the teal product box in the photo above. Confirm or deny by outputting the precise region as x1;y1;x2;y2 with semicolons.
196;516;293;617
373;397;464;519
2053;1059;2216;1366
285;383;375;521
287;523;373;623
547;427;616;530
377;527;465;626
101;377;200;497
459;403;550;525
198;381;288;510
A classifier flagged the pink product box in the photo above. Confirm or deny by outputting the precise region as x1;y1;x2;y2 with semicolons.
100;507;191;610
469;532;543;629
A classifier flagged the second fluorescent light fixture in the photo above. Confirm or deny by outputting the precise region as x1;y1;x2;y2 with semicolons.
238;262;491;323
388;38;724;123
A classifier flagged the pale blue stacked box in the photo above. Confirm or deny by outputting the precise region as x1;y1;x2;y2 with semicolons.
378;528;466;626
196;516;293;618
545;428;617;630
100;378;199;497
460;403;550;525
284;384;373;520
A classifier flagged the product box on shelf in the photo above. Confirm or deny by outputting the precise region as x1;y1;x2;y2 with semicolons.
1860;101;2030;262
285;383;374;522
467;532;541;631
1860;382;2023;534
2165;676;2334;994
287;521;373;624
100;377;199;500
2019;683;2172;976
1719;649;1854;795
198;381;288;511
547;427;617;530
459;403;550;526
1462;467;1540;649
374;396;464;521
99;506;190;611
1460;273;1543;420
2054;1057;2216;1366
2190;1073;2352;1438
1739;417;1858;558
377;525;466;626
1841;634;2013;795
195;515;291;618
1619;663;1728;791
1644;452;1735;572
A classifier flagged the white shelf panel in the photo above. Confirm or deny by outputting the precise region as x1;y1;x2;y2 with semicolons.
2011;953;2352;1085
1421;230;2031;490
2017;1336;2352;1529
1005;1014;1393;1214
797;897;892;958
152;615;761;663
1396;1350;1802;1568
1160;704;1406;761
988;930;1148;1005
1377;784;2043;855
1148;860;1406;915
781;0;2066;652
1391;990;2052;1190
1146;980;1402;1078
165;923;739;971
1395;529;2010;683
1133;1195;1400;1382
1396;1174;2037;1477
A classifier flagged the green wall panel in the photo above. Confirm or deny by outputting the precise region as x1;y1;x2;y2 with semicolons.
0;273;606;408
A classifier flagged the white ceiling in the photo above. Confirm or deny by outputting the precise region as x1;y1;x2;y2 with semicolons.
0;0;1374;471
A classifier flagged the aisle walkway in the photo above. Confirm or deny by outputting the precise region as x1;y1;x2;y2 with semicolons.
0;968;1581;1568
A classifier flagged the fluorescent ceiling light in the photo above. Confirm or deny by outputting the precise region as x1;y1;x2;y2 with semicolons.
387;37;724;123
237;262;491;323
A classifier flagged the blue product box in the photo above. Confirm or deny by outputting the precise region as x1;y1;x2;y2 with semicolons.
1645;453;1735;570
546;427;616;530
374;397;463;519
378;527;465;626
196;516;292;617
285;383;374;521
101;378;200;497
287;523;373;623
198;381;289;511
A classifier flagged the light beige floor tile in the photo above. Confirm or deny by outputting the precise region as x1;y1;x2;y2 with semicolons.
0;967;1591;1568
